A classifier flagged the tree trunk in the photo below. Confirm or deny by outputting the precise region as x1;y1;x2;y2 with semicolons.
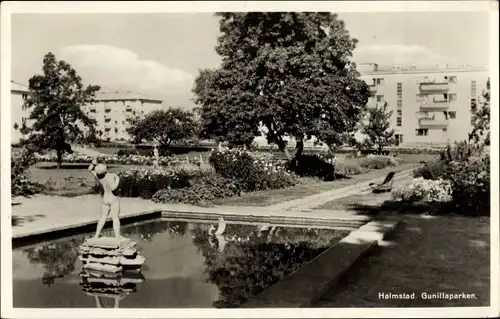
292;136;304;167
56;149;62;169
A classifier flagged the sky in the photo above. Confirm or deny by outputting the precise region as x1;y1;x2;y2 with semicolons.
11;12;490;110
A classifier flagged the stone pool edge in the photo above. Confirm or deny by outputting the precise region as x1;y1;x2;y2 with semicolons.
12;208;370;248
241;218;402;308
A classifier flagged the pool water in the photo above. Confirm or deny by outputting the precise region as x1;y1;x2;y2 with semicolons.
13;218;350;308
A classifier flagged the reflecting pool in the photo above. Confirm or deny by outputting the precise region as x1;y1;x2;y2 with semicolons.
13;218;350;308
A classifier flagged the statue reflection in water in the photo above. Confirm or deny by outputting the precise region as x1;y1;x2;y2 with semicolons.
78;236;146;308
79;268;145;308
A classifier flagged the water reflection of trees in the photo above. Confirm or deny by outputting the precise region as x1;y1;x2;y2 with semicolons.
23;236;87;286
191;224;350;308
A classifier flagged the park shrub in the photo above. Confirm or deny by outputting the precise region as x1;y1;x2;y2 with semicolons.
357;155;401;170
294;153;337;180
411;141;490;216
413;160;447;180
392;177;453;203
335;161;368;176
11;148;44;197
152;172;241;205
209;148;296;192
443;153;490;216
93;166;192;199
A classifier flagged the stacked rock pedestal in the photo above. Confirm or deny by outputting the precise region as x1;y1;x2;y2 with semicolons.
78;237;146;299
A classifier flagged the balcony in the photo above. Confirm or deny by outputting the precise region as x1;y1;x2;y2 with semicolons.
418;116;449;128
368;84;378;94
419;81;449;93
420;98;450;111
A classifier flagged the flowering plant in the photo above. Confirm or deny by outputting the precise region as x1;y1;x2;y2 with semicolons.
209;148;296;192
93;166;191;199
33;152;208;167
392;177;452;203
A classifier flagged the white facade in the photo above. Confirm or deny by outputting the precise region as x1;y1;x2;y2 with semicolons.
358;64;489;147
10;82;163;144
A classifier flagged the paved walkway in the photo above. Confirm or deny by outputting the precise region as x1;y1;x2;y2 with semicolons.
314;215;491;307
269;168;414;211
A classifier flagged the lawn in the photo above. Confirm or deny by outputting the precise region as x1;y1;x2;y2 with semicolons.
316;215;490;307
215;162;420;207
28;162;138;197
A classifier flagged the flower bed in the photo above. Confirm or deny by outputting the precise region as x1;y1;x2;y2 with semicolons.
12;148;44;197
33;153;206;167
392;177;452;203
209;148;296;192
93;166;192;199
152;172;242;205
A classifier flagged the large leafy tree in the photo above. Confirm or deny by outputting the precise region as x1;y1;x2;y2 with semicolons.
360;102;396;153
16;52;101;168
469;78;490;146
127;108;198;149
193;13;370;162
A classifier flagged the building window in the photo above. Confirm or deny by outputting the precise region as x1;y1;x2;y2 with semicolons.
471;98;477;111
396;83;402;99
376;95;384;102
448;111;457;119
448;76;457;83
415;129;428;136
396;110;402;126
22;94;27;99
442;128;447;132
395;134;403;145
397;100;402;108
373;78;384;86
105;128;111;132
416;94;425;102
126;109;132;112
471;80;477;97
448;93;457;102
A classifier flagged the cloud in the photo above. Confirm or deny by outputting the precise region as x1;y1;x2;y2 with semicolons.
59;45;195;98
353;44;448;66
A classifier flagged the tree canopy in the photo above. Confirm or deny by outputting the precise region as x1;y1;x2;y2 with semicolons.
360;102;396;153
469;78;490;146
126;108;198;148
16;52;101;168
193;13;370;161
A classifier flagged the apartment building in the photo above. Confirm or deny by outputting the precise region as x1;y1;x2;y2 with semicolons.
10;81;163;144
357;63;489;147
87;91;163;141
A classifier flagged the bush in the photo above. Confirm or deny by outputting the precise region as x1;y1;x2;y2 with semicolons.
152;172;241;205
444;154;490;216
358;155;401;170
413;160;447;180
209;148;296;192
392;177;453;203
293;154;337;180
11;148;44;197
335;161;368;177
94;167;192;199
